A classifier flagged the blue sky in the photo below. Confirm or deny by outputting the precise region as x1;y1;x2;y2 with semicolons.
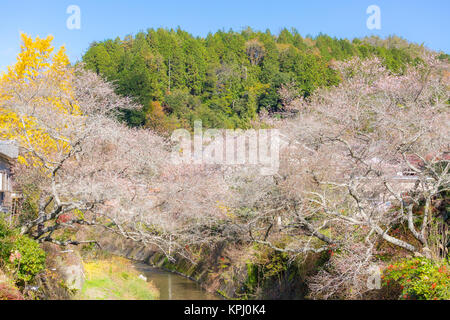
0;0;449;71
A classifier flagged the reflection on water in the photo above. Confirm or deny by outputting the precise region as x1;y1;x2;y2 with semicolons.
134;262;220;300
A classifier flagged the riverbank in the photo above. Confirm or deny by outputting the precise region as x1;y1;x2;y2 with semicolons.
75;256;159;300
75;227;316;299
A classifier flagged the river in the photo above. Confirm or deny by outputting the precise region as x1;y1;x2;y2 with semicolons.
134;262;220;300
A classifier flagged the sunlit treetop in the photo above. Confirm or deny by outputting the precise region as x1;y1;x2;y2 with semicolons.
0;33;81;166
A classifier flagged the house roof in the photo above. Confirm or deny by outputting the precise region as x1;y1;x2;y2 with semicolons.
405;152;450;168
0;141;19;161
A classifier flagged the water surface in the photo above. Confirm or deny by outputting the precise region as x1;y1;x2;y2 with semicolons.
134;262;220;300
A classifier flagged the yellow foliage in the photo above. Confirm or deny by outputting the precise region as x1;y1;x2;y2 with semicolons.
0;33;81;166
216;200;235;219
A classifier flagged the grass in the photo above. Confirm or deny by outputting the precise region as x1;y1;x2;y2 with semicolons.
75;256;159;300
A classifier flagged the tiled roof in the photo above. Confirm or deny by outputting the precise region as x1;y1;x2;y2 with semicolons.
0;141;19;160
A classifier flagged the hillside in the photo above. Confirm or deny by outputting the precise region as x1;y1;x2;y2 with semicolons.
82;29;427;131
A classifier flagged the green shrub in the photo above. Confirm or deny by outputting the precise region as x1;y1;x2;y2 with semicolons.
0;218;13;239
0;230;46;283
383;258;450;300
12;236;46;282
0;218;15;260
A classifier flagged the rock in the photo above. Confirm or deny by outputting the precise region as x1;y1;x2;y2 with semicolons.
42;243;85;291
59;263;85;291
421;247;432;259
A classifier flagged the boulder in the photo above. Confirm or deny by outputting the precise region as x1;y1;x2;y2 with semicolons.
42;243;85;291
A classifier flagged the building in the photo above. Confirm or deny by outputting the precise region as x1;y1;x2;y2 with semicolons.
0;141;19;213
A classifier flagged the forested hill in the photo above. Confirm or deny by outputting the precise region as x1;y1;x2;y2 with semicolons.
82;28;426;131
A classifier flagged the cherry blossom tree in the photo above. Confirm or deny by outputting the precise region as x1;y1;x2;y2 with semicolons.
231;55;449;298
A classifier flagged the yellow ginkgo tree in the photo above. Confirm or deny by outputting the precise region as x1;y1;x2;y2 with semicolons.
0;33;81;167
